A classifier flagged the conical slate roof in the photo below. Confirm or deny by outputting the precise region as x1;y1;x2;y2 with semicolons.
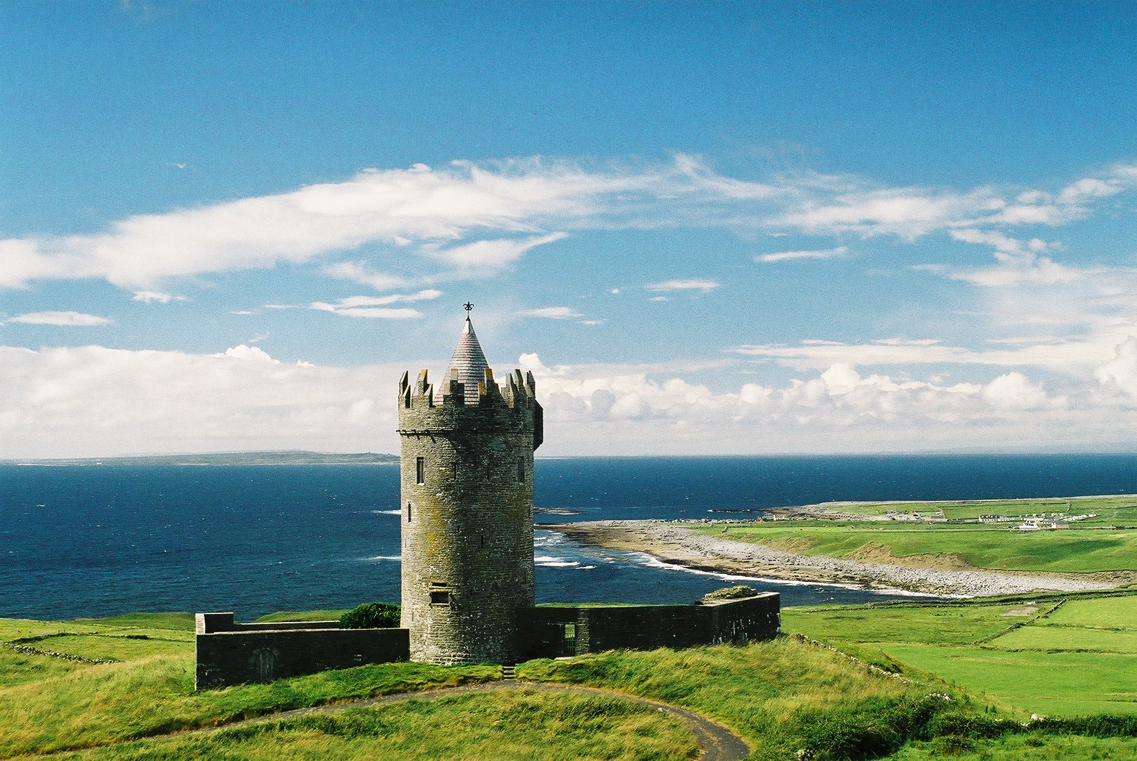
448;316;490;402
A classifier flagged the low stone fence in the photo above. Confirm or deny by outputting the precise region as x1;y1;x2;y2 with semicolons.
194;613;409;690
515;592;780;660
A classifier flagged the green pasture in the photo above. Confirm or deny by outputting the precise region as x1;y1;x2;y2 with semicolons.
815;495;1137;523
28;634;189;661
891;733;1137;760
883;645;1137;716
1047;595;1137;628
781;602;1017;647
784;591;1137;720
703;521;1137;574
79;613;198;630
0;647;89;688
994;625;1137;653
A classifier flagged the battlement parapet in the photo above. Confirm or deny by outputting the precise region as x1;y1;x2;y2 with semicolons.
397;367;542;449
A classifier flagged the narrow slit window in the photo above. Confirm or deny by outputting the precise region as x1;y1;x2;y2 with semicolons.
517;458;525;484
415;457;425;485
407;502;412;522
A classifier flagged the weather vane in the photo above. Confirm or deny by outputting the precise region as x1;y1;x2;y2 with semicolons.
463;301;474;312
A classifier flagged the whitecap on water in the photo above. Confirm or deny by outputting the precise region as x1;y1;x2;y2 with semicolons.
534;554;580;568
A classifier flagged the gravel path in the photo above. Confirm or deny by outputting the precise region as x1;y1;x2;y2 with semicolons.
554;520;1113;597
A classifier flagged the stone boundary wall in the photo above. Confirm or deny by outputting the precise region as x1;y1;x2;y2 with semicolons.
195;613;409;690
195;594;778;688
515;592;780;660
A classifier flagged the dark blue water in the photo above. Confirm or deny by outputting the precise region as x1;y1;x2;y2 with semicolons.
3;455;1136;621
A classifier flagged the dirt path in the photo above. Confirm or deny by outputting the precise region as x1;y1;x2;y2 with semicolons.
553;519;1112;597
17;681;749;761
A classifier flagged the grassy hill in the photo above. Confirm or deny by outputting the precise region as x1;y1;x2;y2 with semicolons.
3;594;1137;759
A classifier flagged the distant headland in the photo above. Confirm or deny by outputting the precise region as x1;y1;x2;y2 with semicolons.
1;451;398;467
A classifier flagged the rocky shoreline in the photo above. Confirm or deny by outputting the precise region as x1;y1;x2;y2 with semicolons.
551;520;1114;597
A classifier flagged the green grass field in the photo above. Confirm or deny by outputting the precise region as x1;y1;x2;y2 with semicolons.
5;598;1137;760
27;690;699;761
784;590;1137;719
702;521;1137;574
0;612;500;759
518;638;936;761
815;495;1137;524
890;734;1137;760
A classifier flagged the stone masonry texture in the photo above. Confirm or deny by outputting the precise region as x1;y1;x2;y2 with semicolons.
398;365;542;664
515;593;781;660
194;614;409;690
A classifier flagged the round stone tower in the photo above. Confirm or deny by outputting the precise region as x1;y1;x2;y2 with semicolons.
397;315;543;664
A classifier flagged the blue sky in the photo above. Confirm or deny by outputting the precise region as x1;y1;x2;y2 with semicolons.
4;1;1137;457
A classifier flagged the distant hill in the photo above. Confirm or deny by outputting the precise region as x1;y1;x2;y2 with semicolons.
3;451;398;466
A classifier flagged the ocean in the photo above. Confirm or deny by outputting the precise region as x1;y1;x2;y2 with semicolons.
3;454;1136;621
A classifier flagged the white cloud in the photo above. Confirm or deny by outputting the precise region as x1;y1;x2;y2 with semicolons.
644;279;720;293
754;246;849;263
513;353;1109;454
732;334;1118;373
0;344;405;458
3;155;1136;295
1094;336;1137;398
7;311;113;326
424;233;569;270
309;289;441;319
0;343;1127;458
522;306;585;319
770;185;1004;240
944;229;1085;287
980;371;1061;410
132;290;184;304
215;344;280;363
0;157;755;290
323;262;407;291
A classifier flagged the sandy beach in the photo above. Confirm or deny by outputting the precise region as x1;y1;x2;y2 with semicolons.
552;520;1115;597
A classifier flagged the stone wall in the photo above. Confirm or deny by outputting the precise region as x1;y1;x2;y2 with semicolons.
194;613;409;690
515;593;781;661
194;594;780;688
398;368;541;664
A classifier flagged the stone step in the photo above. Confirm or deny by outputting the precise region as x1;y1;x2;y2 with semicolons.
501;664;516;681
